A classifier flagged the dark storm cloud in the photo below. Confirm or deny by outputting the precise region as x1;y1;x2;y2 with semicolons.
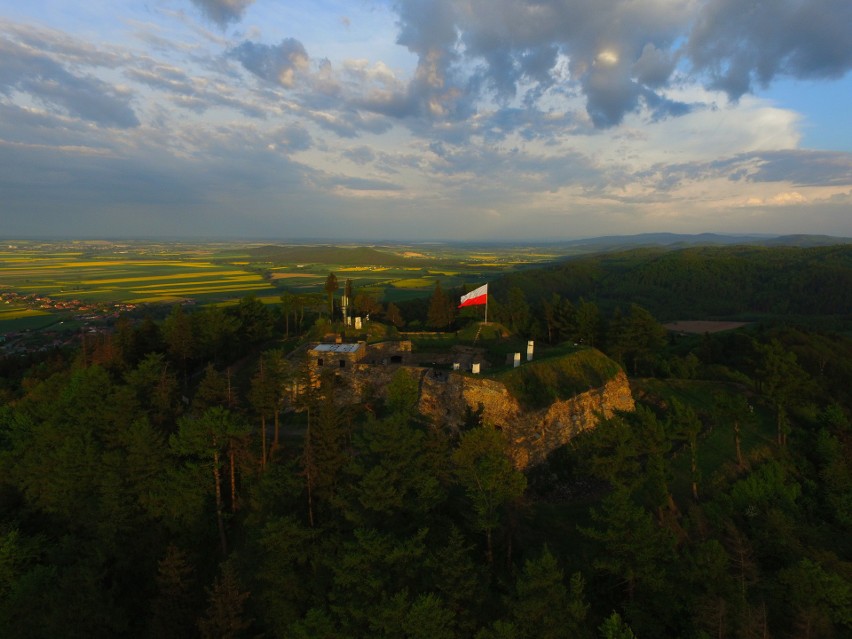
231;38;309;87
189;0;255;28
688;0;852;99
0;37;139;128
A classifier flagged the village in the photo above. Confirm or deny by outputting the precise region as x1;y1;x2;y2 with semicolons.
0;290;138;356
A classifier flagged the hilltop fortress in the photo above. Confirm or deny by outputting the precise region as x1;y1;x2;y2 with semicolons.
307;338;635;469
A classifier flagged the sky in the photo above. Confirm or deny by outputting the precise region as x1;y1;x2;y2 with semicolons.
1;0;851;241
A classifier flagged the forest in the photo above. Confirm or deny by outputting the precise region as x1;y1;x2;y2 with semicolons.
490;245;852;322
1;244;851;639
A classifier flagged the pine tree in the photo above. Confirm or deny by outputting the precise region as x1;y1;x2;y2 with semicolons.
453;427;526;563
508;547;590;639
197;562;252;639
427;281;453;329
148;544;199;639
324;272;339;318
171;408;251;555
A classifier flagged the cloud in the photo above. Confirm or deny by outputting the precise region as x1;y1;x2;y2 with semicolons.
210;1;852;139
342;146;376;165
688;0;852;99
231;38;310;87
189;0;255;29
633;43;677;88
0;36;139;128
376;2;663;128
323;175;404;192
746;191;807;207
2;4;851;241
744;150;852;187
125;62;268;118
269;124;312;153
625;147;852;205
383;0;852;129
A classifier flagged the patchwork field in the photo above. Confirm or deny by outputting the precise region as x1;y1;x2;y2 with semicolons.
0;245;276;304
0;240;565;322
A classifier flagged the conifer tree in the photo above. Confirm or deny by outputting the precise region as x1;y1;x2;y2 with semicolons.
509;547;590;639
324;272;339;318
453;427;526;563
148;544;198;639
171;408;250;555
198;562;252;639
427;281;453;329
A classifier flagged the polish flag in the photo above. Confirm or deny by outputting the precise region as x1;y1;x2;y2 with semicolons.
459;283;488;308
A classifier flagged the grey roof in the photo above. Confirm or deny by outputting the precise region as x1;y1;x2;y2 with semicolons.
312;343;364;353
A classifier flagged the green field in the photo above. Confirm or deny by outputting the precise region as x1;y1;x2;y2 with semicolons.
0;303;63;331
0;240;565;329
0;252;274;304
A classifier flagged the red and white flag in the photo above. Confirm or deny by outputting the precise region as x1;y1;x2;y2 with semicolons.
459;283;488;308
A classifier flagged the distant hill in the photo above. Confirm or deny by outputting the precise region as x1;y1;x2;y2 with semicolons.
763;234;852;247
548;233;852;253
491;244;852;320
249;245;428;267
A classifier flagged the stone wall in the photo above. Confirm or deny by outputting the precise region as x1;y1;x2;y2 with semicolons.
419;368;634;469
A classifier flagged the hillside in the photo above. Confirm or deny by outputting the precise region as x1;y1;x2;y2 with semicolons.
491;244;852;320
547;232;852;253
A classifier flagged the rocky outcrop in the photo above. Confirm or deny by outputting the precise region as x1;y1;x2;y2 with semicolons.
419;368;634;469
316;342;635;469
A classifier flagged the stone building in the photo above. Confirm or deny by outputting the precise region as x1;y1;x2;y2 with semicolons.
308;342;367;370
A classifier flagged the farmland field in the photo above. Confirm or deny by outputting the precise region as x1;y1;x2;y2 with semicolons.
0;303;61;331
0;240;566;325
0;242;276;304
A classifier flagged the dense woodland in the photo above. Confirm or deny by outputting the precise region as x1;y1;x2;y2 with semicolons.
490;245;852;321
1;245;851;638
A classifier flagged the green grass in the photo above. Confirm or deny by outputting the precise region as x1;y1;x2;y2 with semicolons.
494;348;623;409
